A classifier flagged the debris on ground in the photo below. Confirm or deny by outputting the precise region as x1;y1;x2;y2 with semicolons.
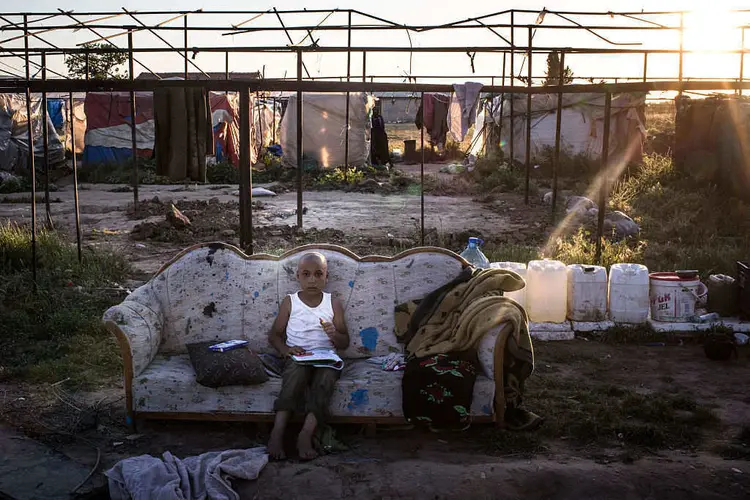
166;204;191;229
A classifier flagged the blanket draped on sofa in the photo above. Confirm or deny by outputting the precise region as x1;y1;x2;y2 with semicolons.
395;268;534;425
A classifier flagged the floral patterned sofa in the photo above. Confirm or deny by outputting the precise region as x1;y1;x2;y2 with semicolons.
103;243;509;426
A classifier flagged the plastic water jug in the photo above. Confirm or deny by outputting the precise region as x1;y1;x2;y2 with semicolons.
460;237;490;268
608;263;649;324
566;264;608;321
527;259;567;323
490;262;527;309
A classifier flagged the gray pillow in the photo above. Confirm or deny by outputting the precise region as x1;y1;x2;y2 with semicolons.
186;341;269;388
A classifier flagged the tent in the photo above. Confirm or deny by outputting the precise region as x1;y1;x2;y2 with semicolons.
279;92;374;168
82;91;276;167
83;92;155;165
482;92;647;164
0;93;65;174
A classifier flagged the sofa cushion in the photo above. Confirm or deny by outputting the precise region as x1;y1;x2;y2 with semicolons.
341;261;401;358
186;341;268;388
132;355;495;418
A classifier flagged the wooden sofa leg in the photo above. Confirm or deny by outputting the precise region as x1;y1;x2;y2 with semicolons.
365;423;377;438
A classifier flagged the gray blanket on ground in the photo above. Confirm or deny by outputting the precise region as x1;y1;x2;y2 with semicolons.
106;447;268;500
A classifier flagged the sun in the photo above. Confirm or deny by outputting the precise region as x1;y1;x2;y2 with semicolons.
681;8;741;77
683;8;739;51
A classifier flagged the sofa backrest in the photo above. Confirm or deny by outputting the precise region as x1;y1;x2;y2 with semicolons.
152;243;466;358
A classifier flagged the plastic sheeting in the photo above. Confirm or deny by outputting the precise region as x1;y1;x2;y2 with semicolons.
280;92;374;168
492;92;647;163
0;93;65;173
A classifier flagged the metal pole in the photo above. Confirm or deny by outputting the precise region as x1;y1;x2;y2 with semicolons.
524;26;532;205
25;86;37;285
509;11;515;166
344;10;351;167
23;14;30;81
678;13;684;95
498;52;506;154
184;15;189;79
128;31;138;212
420;91;425;246
41;52;52;228
225;51;229;95
69;92;82;262
595;92;612;265
642;52;648;82
296;49;303;228
239;87;252;251
362;51;367;82
85;49;90;80
552;51;565;215
741;28;745;96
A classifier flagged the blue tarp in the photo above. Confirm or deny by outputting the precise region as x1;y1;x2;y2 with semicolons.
82;146;133;165
47;99;65;130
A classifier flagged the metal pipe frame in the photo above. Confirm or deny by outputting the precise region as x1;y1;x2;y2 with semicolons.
595;92;612;265
551;51;565;215
4;6;750;281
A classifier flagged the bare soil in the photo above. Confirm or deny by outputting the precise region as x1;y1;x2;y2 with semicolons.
1;341;748;499
0;171;552;277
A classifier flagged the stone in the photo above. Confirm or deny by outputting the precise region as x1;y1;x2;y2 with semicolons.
220;229;236;238
208;197;220;205
150;196;161;204
566;196;597;216
166;204;191;229
604;210;639;238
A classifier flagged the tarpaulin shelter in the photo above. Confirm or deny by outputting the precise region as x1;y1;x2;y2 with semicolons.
675;95;750;198
280;92;374;168
82;91;276;170
0;93;65;174
487;92;647;164
83;92;155;165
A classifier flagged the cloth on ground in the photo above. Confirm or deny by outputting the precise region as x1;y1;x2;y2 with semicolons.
448;82;484;142
415;93;450;147
394;267;533;426
154;86;213;182
106;447;268;500
402;351;478;428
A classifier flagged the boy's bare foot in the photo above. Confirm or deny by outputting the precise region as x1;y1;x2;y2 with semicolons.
297;430;318;460
268;430;286;460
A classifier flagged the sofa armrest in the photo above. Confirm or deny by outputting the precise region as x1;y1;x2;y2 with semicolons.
476;323;507;380
103;298;163;378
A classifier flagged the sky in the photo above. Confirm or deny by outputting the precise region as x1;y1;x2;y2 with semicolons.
2;0;747;88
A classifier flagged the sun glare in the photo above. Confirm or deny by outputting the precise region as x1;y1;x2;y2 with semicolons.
683;9;738;51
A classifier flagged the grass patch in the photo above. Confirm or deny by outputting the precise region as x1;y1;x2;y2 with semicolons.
525;378;716;451
0;223;130;388
720;426;750;460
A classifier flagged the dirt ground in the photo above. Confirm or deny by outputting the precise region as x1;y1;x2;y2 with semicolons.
1;341;748;498
0;166;552;278
2;167;749;498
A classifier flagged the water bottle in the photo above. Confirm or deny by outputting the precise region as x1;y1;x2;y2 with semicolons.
460;237;490;268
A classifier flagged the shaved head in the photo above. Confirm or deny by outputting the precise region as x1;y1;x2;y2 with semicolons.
297;252;327;271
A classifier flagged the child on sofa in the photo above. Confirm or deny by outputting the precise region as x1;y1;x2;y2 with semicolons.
267;252;349;459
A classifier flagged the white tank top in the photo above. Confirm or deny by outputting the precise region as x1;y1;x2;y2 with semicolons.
286;292;335;351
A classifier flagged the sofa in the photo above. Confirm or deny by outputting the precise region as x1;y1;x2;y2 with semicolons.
103;243;509;426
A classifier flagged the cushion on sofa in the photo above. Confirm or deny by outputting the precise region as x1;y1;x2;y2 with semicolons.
186;341;268;388
132;355;495;418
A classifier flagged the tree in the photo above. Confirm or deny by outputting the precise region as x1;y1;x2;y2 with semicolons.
65;43;128;79
543;51;574;86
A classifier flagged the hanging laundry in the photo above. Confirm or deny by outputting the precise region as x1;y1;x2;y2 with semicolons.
448;82;483;142
415;93;450;148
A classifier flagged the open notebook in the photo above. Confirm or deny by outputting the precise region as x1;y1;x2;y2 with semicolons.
291;349;344;371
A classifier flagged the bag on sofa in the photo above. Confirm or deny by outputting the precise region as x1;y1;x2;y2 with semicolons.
187;341;269;388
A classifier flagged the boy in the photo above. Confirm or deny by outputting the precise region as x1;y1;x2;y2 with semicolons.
267;252;349;460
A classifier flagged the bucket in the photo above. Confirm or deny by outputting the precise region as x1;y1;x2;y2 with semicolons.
649;272;707;322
